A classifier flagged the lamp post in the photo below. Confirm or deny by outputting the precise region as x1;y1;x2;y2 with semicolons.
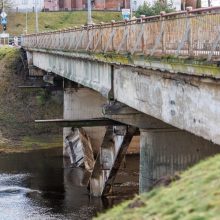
26;7;28;34
130;0;133;18
87;0;92;24
35;0;39;33
22;1;28;34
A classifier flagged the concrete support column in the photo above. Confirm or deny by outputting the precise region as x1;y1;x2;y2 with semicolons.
139;129;220;194
139;129;154;193
63;87;107;164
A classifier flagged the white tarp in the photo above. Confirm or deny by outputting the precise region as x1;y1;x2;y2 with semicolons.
64;128;95;172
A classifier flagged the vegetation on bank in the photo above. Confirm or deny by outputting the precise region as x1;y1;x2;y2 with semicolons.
96;154;220;220
0;46;63;152
135;1;175;17
7;11;121;36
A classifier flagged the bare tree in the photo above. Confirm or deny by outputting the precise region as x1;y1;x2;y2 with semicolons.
0;0;14;12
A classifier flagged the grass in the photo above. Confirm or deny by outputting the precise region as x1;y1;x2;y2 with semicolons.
7;11;121;35
96;154;220;220
0;135;62;155
22;135;62;149
0;46;63;151
0;46;20;61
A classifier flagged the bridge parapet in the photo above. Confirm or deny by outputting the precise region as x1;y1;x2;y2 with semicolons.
22;7;220;61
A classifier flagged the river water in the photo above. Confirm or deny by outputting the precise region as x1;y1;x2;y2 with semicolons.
0;148;139;220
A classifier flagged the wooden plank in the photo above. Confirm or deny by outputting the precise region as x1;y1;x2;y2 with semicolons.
18;85;62;91
35;118;124;127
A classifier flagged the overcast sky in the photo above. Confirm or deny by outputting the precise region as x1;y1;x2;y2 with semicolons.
136;0;220;8
202;0;220;6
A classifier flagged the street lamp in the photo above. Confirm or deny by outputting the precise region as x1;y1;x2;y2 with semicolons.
87;0;92;24
130;0;133;18
22;0;28;34
35;0;39;33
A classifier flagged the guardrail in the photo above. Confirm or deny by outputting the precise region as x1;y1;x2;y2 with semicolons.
22;7;220;61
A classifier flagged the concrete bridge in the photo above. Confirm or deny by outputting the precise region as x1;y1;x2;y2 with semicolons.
21;7;220;196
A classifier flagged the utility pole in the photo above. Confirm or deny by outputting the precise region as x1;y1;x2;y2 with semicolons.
26;7;28;34
130;0;133;18
87;0;92;25
2;0;4;12
35;0;39;33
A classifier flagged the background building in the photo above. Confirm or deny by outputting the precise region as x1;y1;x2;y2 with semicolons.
44;0;59;11
44;0;130;11
12;0;44;12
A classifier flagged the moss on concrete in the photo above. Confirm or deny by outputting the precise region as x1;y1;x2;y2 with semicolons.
92;52;220;78
96;154;220;220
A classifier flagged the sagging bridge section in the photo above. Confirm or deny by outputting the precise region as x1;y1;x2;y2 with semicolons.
22;7;220;196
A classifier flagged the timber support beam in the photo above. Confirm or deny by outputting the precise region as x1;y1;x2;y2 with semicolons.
35;118;125;128
89;125;137;197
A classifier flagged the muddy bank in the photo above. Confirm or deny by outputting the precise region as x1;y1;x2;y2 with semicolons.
0;47;63;152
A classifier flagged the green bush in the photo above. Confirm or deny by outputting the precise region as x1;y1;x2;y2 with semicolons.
135;0;175;17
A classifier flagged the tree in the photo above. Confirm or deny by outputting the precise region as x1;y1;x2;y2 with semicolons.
135;0;175;17
196;0;202;8
0;0;14;12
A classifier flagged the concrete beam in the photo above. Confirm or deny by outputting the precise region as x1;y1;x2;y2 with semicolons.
31;51;113;98
114;67;220;145
103;101;174;130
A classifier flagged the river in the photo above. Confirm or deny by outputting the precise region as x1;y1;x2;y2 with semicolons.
0;148;139;220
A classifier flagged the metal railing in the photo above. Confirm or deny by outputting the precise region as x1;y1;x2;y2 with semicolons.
21;7;220;61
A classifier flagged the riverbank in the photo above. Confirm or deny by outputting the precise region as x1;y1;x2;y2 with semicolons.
96;154;220;219
8;11;121;36
0;135;62;155
0;46;63;153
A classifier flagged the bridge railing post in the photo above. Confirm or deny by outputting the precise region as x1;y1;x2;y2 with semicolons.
187;7;193;57
161;12;166;54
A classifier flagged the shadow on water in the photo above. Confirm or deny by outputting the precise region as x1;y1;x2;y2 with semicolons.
0;147;139;220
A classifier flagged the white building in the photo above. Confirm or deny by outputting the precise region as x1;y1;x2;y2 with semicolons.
11;0;44;12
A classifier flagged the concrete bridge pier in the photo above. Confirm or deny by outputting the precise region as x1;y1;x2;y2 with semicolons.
139;129;220;193
63;85;107;167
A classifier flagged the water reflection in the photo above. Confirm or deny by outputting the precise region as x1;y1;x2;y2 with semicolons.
0;148;139;220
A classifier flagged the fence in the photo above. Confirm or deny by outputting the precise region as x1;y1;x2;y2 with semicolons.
22;7;220;61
